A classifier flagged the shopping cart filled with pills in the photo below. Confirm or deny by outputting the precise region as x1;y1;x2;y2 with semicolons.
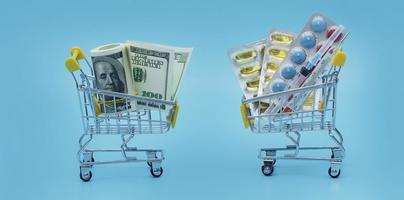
240;48;347;178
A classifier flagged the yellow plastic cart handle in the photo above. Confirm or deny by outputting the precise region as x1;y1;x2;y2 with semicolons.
169;102;180;128
331;50;347;67
240;103;250;128
65;46;86;72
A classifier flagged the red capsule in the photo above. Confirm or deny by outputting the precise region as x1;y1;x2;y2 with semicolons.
316;44;323;52
326;26;343;42
283;106;293;113
316;42;335;54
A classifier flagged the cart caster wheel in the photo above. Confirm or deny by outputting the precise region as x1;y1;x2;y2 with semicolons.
261;165;274;176
80;170;92;182
150;167;163;178
328;167;340;178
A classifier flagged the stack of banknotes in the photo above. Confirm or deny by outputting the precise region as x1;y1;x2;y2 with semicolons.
91;41;192;113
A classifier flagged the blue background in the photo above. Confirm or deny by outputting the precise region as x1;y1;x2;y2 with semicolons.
1;0;402;199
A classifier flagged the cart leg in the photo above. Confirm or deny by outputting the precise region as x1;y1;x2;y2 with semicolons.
83;151;94;164
120;134;135;159
80;151;94;182
329;128;345;158
265;149;277;165
146;151;158;167
77;134;94;182
285;131;301;157
331;148;344;159
77;134;93;162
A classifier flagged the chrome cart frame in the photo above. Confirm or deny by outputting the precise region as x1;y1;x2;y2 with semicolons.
241;67;345;178
66;48;178;182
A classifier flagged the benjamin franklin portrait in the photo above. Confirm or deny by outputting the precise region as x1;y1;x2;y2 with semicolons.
92;56;130;113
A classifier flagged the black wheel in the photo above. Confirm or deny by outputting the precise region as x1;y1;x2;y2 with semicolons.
261;165;274;176
328;167;340;178
150;167;163;178
80;170;92;182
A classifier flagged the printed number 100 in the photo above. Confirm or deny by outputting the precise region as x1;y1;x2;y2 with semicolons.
142;91;163;99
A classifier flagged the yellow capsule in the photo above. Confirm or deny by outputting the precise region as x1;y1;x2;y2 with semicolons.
246;79;259;91
261;102;270;108
266;62;280;71
252;101;270;113
240;64;261;77
269;49;288;59
253;101;269;110
260;102;270;112
271;33;294;44
264;75;272;83
234;50;257;63
304;95;314;106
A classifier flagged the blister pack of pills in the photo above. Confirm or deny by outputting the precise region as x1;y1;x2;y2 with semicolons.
264;13;348;114
257;30;295;99
228;39;266;100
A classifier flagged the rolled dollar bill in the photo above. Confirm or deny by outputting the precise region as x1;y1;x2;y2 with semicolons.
90;43;133;114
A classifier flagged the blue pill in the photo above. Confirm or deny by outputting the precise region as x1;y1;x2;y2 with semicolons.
311;16;327;33
281;65;297;80
290;47;307;64
271;79;286;93
300;31;316;49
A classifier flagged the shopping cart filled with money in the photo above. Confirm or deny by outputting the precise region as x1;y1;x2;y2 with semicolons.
65;47;179;182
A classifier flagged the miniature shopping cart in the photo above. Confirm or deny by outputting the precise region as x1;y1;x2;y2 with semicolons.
240;50;347;178
65;47;179;182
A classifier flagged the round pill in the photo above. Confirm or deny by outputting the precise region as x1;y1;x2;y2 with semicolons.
300;31;316;49
311;16;327;33
271;79;286;93
281;65;297;80
326;26;344;42
290;47;307;64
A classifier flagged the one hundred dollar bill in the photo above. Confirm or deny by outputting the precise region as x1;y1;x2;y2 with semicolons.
127;40;192;102
127;41;175;110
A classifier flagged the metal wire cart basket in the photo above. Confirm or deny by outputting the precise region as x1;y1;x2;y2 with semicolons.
240;50;347;178
65;47;179;182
